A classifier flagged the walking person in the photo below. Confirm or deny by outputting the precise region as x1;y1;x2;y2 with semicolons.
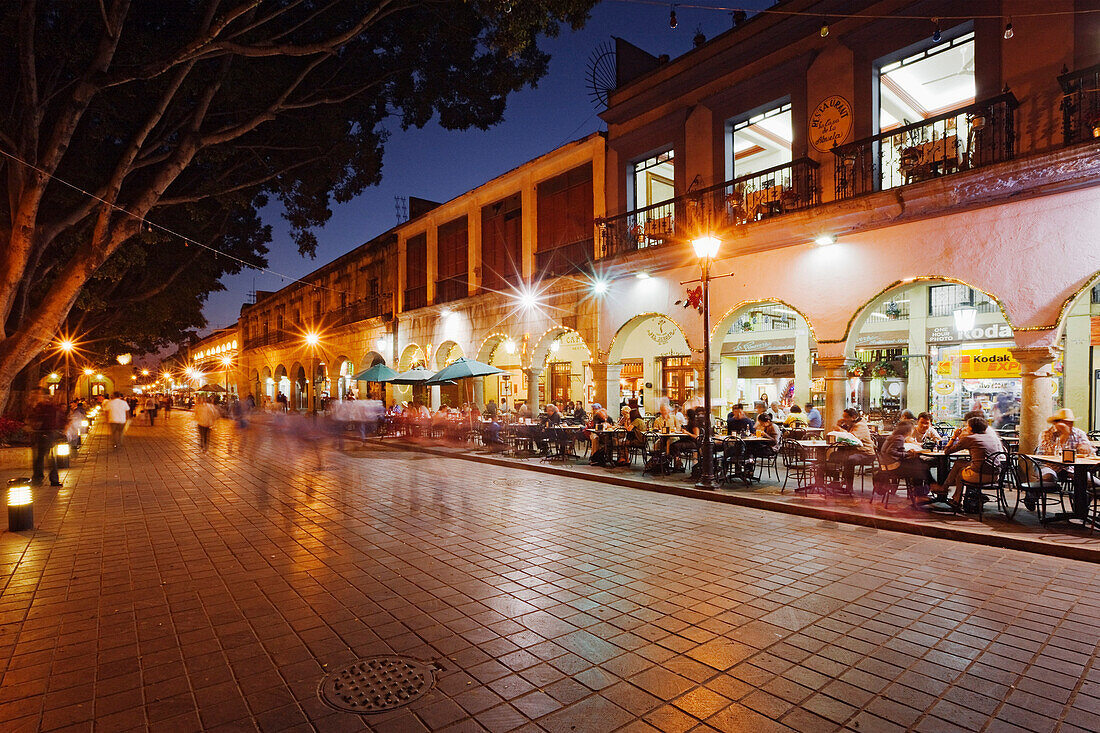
105;392;131;449
28;390;65;486
194;396;219;452
144;395;158;426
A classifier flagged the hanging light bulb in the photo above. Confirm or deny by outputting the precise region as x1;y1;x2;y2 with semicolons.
1003;20;1014;40
931;17;941;43
669;4;677;29
819;20;829;38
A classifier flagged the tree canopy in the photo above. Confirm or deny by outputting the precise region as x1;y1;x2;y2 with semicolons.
0;0;596;409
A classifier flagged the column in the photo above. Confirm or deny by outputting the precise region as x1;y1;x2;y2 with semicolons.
592;362;622;412
430;385;441;411
818;356;850;428
472;378;484;410
467;203;481;296
1062;298;1091;423
794;329;811;405
426;223;438;304
524;367;543;414
720;356;739;405
1011;346;1059;455
907;285;929;414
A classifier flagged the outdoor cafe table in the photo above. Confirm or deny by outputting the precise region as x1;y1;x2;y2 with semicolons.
917;450;966;485
544;425;584;461
587;427;627;466
792;440;860;493
1026;454;1100;523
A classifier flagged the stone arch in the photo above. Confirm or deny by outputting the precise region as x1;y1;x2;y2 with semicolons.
399;343;425;371
708;300;817;409
841;277;1016;423
434;340;464;370
477;332;522;408
606;312;693;365
360;350;386;368
530;326;593;368
274;364;290;404
476;332;513;363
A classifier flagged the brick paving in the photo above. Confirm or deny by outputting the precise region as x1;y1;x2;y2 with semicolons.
3;417;1100;732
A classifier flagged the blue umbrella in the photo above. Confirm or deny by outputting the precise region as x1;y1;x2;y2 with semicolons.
352;363;398;382
425;357;504;385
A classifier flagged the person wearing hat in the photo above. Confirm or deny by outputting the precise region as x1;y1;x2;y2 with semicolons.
1038;408;1095;459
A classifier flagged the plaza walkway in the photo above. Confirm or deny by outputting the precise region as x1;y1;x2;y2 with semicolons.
2;418;1100;732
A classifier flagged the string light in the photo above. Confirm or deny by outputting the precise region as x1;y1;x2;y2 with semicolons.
609;0;1096;22
931;17;941;43
1004;19;1014;39
819;20;828;37
0;147;360;302
669;3;677;28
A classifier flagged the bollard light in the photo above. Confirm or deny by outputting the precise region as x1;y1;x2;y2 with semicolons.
8;478;33;531
55;442;71;469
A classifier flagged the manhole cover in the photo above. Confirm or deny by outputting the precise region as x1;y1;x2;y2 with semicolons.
318;656;439;714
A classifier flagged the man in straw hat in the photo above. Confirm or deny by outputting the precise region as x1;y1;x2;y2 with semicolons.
1037;408;1095;459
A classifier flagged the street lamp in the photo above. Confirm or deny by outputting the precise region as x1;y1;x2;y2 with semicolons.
57;339;74;404
692;234;721;491
305;331;320;413
220;355;232;395
82;367;94;400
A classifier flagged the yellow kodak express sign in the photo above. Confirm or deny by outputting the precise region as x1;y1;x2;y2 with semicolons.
955;348;1021;378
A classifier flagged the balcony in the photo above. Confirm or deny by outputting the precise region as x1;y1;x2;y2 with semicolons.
1060;63;1100;146
833;93;1018;200
597;158;819;260
404;285;428;311
435;275;469;304
535;239;594;276
329;295;390;327
243;329;295;349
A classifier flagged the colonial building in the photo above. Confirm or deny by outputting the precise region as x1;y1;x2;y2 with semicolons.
233;0;1100;455
187;326;241;396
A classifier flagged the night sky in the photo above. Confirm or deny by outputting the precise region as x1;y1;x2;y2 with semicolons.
202;1;770;330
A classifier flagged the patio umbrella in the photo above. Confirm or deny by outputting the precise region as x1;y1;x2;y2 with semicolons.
424;357;503;385
391;366;453;385
426;357;504;416
352;363;398;383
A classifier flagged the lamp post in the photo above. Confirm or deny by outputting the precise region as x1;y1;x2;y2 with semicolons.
692;235;721;491
220;355;232;396
58;339;74;405
305;331;320;413
82;367;94;401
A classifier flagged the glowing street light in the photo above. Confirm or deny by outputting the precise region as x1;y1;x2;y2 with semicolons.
691;234;722;491
304;331;322;412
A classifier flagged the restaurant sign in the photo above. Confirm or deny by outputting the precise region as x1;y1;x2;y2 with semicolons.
936;348;1021;379
927;324;1013;343
809;95;853;152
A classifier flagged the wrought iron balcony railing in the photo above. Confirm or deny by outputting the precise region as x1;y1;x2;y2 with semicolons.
435;275;469;304
833;93;1018;200
596;158;819;260
403;285;428;311
329;295;391;327
1060;63;1100;146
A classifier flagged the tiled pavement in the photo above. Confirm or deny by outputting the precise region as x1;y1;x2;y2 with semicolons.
2;418;1100;732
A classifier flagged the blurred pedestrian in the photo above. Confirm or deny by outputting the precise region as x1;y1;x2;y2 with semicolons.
105;392;130;448
194;396;219;452
28;390;64;486
144;395;158;426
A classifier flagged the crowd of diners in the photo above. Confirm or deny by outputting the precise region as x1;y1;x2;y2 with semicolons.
367;394;1100;521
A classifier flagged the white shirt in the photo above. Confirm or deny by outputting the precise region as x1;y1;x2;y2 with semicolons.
105;398;130;424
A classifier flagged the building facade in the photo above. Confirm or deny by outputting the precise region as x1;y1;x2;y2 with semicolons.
187;327;241;397
232;1;1100;454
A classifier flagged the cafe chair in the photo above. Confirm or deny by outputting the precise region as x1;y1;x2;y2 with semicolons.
724;437;756;487
780;440;812;493
956;452;1008;520
1012;454;1067;521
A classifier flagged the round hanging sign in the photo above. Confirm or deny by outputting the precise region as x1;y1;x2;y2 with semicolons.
809;95;853;152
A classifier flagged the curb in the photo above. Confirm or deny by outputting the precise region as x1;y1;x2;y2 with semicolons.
368;440;1100;565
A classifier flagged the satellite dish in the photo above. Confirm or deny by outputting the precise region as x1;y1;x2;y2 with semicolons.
585;41;617;110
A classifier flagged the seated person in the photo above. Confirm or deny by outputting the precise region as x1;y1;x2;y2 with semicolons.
911;412;942;446
539;403;562;427
726;404;753;436
754;412;779;446
1031;408;1098;498
572;402;586;424
939;416;1003;509
783;405;808;428
651;404;679;454
484;418;505;452
615;407;647;466
670;408;701;465
587;404;612;464
876;420;932;497
804;402;823;429
826;408;876;493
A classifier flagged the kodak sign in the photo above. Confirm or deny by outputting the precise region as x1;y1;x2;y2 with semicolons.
956;348;1020;378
